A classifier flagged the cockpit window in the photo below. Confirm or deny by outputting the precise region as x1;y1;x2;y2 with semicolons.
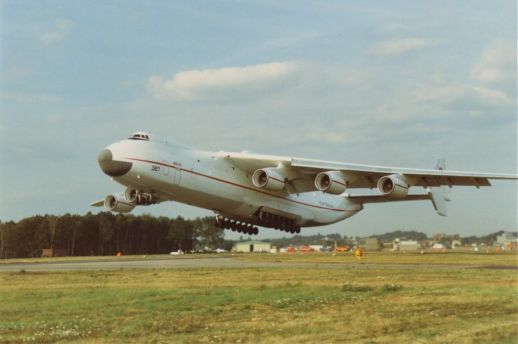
128;132;150;141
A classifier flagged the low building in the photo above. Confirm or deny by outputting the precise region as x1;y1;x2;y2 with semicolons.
400;240;420;251
392;240;420;251
495;232;518;250
432;243;446;250
363;237;381;251
451;240;462;249
233;241;272;253
299;245;314;252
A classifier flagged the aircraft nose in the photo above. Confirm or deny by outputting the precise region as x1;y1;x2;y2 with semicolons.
97;149;132;177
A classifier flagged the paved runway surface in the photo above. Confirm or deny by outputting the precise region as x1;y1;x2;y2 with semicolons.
0;256;513;272
0;257;274;271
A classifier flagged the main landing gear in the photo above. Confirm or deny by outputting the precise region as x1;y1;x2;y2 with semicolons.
214;211;301;236
258;210;301;234
215;216;259;235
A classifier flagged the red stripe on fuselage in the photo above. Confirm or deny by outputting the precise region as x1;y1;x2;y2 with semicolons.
126;157;347;212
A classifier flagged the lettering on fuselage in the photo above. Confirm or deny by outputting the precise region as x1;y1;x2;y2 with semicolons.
151;165;161;172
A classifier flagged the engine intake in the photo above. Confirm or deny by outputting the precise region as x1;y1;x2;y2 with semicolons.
377;174;409;199
125;187;138;203
104;194;135;213
315;171;347;194
252;168;285;191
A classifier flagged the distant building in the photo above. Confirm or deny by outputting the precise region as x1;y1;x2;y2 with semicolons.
451;240;462;249
432;243;446;250
363;238;381;251
495;232;518;250
392;240;419;251
400;240;420;251
233;241;272;253
299;245;314;252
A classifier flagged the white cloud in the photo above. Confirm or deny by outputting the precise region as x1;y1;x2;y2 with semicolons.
39;19;74;45
147;61;301;100
416;83;512;109
472;40;515;85
368;38;433;56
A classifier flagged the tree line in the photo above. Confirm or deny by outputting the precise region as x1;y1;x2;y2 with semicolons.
1;213;510;259
0;213;224;259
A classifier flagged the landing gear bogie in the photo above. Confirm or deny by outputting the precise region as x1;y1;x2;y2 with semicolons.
214;215;260;236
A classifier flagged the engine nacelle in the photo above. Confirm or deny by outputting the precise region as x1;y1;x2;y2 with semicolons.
125;187;139;203
124;187;153;205
377;174;409;199
252;168;285;191
315;171;347;194
104;194;135;213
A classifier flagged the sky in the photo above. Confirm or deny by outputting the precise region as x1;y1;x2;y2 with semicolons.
0;0;516;239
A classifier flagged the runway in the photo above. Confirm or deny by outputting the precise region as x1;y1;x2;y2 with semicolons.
0;255;514;272
0;256;274;272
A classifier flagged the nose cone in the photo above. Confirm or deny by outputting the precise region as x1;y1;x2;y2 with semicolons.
97;149;132;177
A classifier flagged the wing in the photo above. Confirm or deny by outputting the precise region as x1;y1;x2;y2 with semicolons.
221;151;517;192
91;199;104;207
219;151;315;193
291;157;517;188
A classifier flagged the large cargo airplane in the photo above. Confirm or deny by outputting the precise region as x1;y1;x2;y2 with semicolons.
92;132;517;235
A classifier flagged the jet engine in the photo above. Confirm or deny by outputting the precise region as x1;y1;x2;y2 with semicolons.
104;194;135;213
377;174;409;199
124;187;153;205
314;171;347;194
125;187;139;203
252;168;285;191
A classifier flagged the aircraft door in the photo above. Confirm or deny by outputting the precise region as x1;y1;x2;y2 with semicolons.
169;162;181;185
161;161;170;176
161;160;181;185
173;166;181;185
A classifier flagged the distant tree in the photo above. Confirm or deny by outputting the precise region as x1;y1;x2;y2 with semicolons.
326;233;342;240
374;230;428;242
194;217;224;250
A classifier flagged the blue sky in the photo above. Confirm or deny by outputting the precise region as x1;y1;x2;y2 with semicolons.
1;0;516;238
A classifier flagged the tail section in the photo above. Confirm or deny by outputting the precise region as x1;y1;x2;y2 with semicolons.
428;159;451;216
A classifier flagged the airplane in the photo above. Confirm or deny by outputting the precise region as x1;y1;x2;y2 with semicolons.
92;131;517;235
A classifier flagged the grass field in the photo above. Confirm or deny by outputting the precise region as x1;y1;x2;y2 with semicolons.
1;252;517;343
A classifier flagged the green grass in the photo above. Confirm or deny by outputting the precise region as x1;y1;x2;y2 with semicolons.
0;253;517;343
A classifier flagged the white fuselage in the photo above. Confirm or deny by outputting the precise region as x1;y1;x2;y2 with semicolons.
105;138;362;227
